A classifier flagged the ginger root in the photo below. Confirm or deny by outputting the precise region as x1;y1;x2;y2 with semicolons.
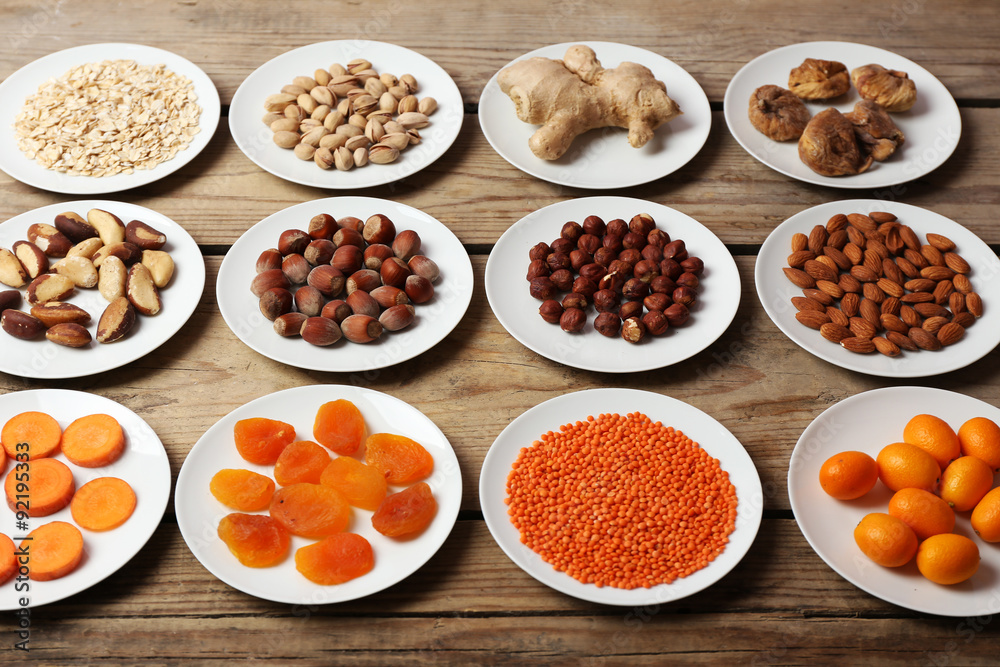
498;45;682;160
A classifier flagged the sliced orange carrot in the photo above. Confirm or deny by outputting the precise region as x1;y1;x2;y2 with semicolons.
0;534;15;585
320;456;387;511
274;440;331;486
23;521;84;581
2;411;62;460
234;417;296;465
313;399;365;455
269;483;350;538
372;482;437;537
217;513;290;568
61;414;125;468
364;433;434;484
295;532;374;585
70;477;137;531
4;457;75;517
209;469;276;511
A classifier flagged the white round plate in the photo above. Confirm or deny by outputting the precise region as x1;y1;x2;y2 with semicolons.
0;200;206;379
724;41;961;189
0;389;171;610
229;41;463;189
485;196;740;373
480;388;762;606
789;386;1000;617
479;41;711;189
0;43;220;194
755;199;1000;378
175;384;462;604
217;196;473;372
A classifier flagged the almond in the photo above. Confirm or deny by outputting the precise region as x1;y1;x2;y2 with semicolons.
846;226;867;248
953;274;973;294
807;225;828;254
803;288;834;306
849;317;877;339
898;225;921;251
952;312;976;329
822;246;851;270
87;208;126;245
926;233;956;252
786;250;815;268
782;267;815;289
26;273;74;305
790;232;808;253
932;280;954;305
126;264;162;316
45;322;92;348
949;292;966;314
838;273;862;294
96;296;135;343
944;252;970;275
915;302;949;319
820;322;852;343
876;277;904;299
904;248;929;269
873;336;901;357
863;250;884;277
880;313;909;334
840;293;861;317
125;220;168;250
803;259;838;282
908;326;942;351
920;265;955;282
843;242;864;266
900;291;934;304
895;256;920;279
850;265;879;283
826;213;849;232
869;211;897;223
859;299;883;329
862;282;885;304
826;306;849;328
841;336;876;353
30;302;91;327
1;309;45;340
827;229;849;250
881;297;901;316
900;305;922;328
966;292;983;318
12;241;48;279
795;310;830;330
887;330;919;351
791;296;825;313
921;316;949;335
921;244;946;267
54;211;99;243
904;278;936;293
815;279;844;299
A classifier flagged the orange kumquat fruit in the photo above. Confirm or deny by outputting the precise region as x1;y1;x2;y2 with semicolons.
854;513;918;568
958;417;1000;472
916;533;980;585
819;451;879;500
876;442;941;494
971;487;1000;543
939;456;994;512
887;488;955;541
903;414;961;470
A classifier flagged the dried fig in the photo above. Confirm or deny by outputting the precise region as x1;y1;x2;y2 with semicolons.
788;58;850;100
748;85;811;141
851;64;916;112
798;108;873;177
844;100;905;162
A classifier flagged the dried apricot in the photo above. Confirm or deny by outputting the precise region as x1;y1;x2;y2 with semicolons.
313;399;365;455
269;483;350;538
209;469;276;512
320;456;387;511
364;433;434;484
274;440;331;486
295;532;374;585
372;481;437;537
234;417;296;465
217;513;291;568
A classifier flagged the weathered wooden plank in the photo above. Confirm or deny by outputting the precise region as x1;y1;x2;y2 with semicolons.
2;0;997;102
1;109;998;247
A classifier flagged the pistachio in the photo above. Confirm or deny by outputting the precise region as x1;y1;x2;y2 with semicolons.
354;147;369;167
368;143;400;165
330;75;360;97
379;72;398;88
301;126;330;147
319;133;347;150
400;73;418;93
293;75;317;91
323;110;345;132
345;135;369;152
294;143;316;160
396;112;430;130
336;98;352;116
310;85;334;108
280;85;307;97
296;93;318;115
314;146;335;170
379;92;398;113
418;96;438;116
365;118;385;144
273;130;300;149
347;59;372;75
334;146;354;171
352;94;379;116
348;113;368;130
365;77;388;98
265;93;296;112
314;69;331;86
397;95;419;114
329;63;347;77
310;104;331;122
270;117;299;133
380;132;410;151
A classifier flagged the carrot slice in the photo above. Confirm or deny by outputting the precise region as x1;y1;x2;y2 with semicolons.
2;411;62;460
209;469;276;511
70;477;137;531
274;440;331;486
234;417;296;465
295;532;374;585
269;483;350;538
320;456;387;511
23;521;84;581
4;457;75;517
0;534;16;585
61;414;125;468
313;399;365;455
372;482;437;537
364;433;434;484
217;513;290;568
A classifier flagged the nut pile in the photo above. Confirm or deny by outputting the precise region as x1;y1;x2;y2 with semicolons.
262;60;436;171
783;211;983;356
14;60;202;177
253;213;439;346
527;213;703;344
0;209;175;347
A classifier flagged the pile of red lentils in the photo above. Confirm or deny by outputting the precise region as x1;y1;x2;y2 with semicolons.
505;412;738;589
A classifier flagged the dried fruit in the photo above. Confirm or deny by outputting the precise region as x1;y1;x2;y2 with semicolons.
788;58;850;100
851;64;917;112
798;108;872;176
748;84;811;141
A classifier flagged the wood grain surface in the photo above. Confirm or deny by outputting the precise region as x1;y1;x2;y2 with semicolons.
1;0;1000;663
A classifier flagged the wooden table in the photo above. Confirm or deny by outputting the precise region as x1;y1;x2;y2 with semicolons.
2;0;999;662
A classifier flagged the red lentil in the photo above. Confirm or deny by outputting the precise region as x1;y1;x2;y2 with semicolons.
505;412;738;589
